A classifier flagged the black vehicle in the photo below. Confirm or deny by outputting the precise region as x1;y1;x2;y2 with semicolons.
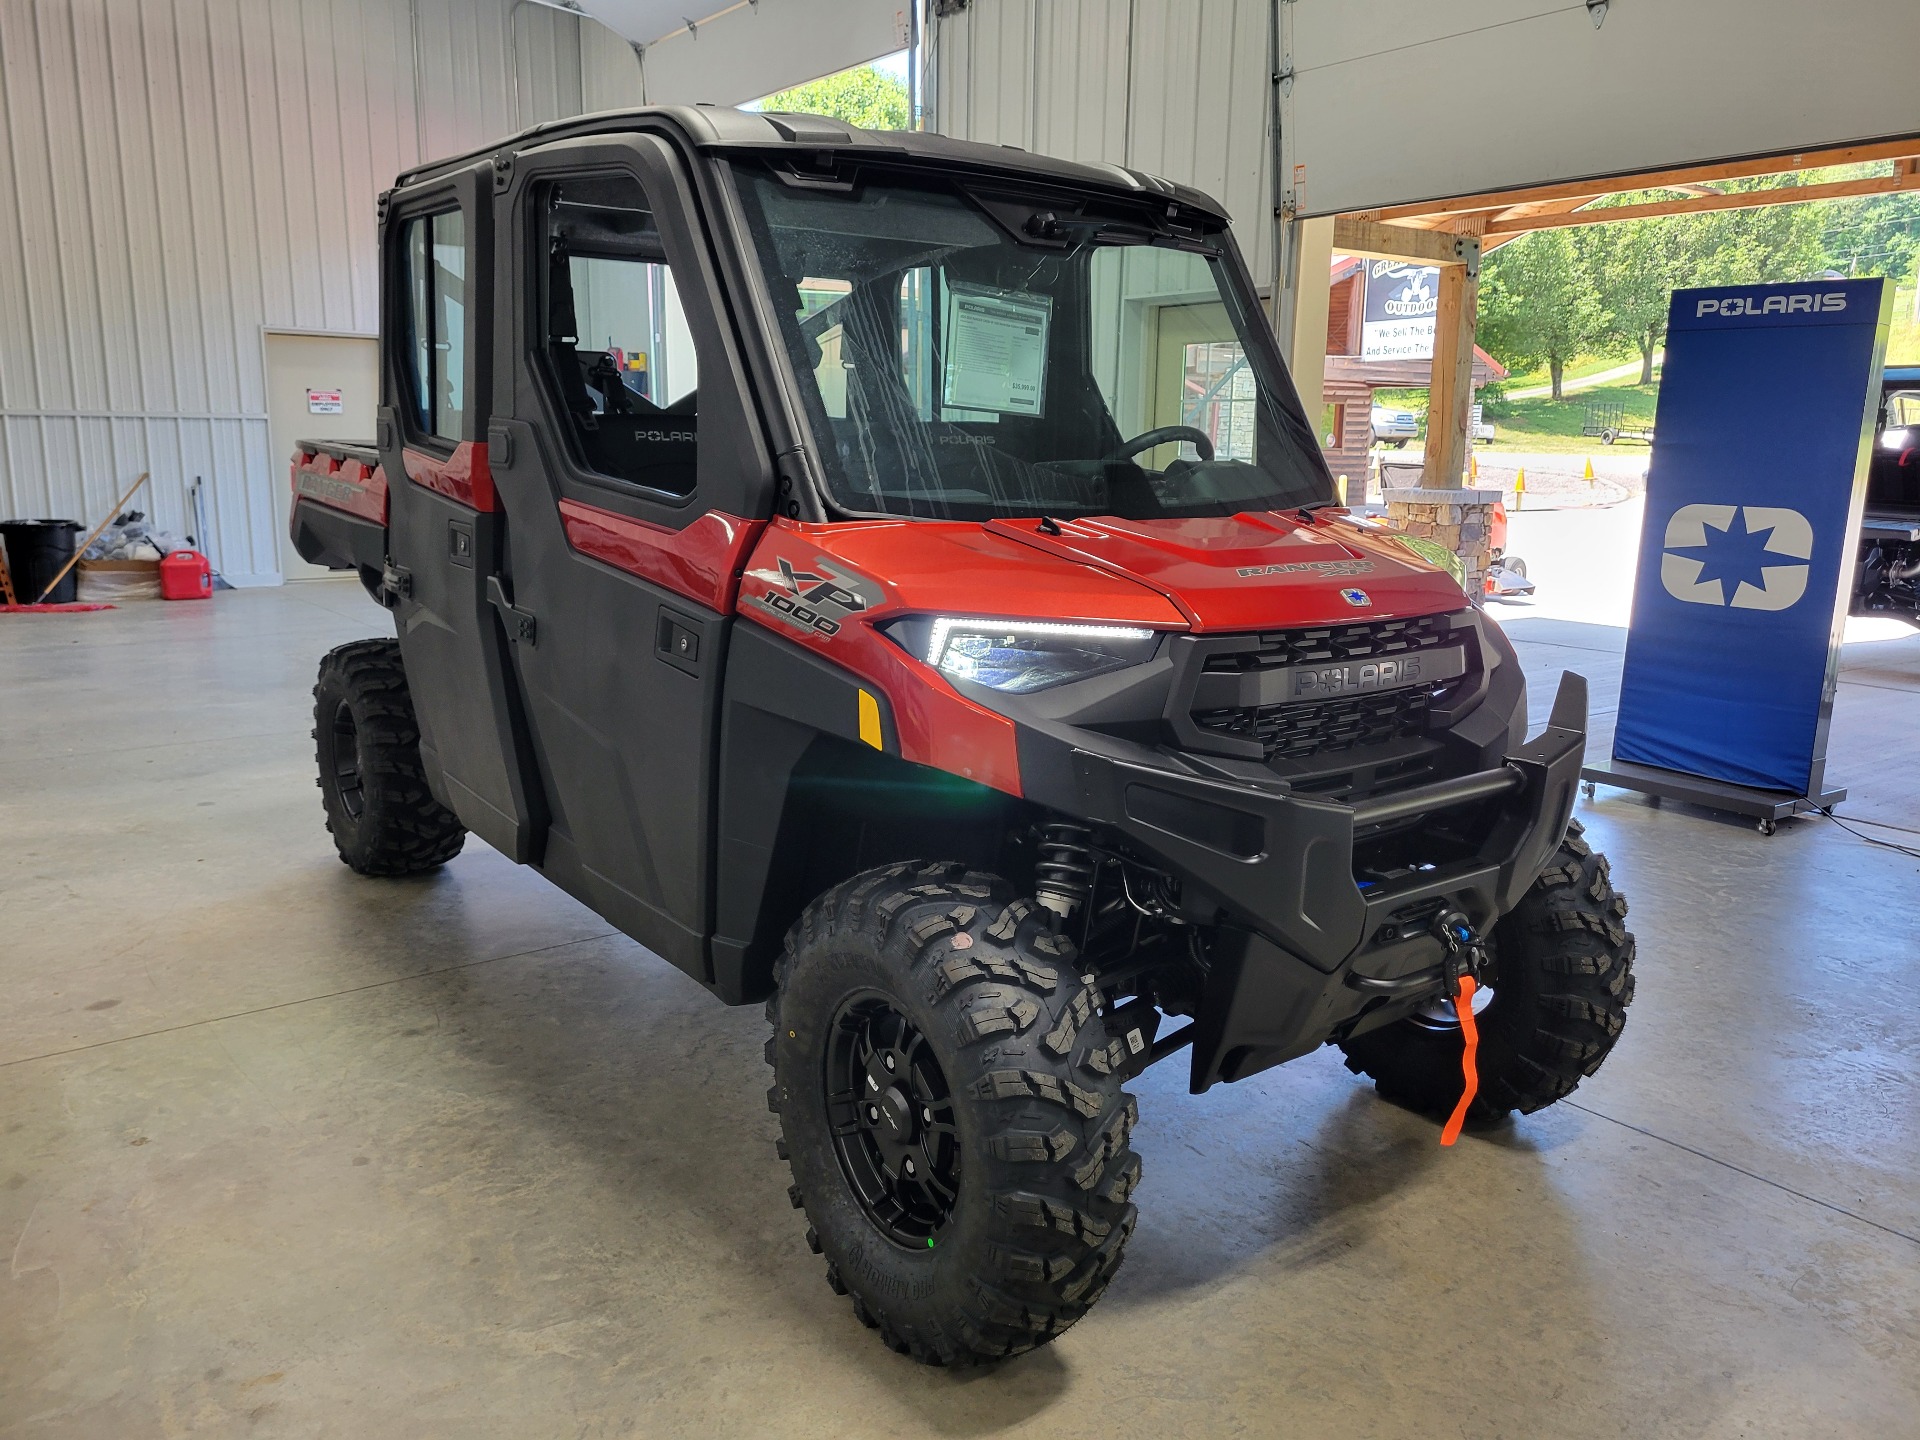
290;107;1636;1365
1855;365;1920;622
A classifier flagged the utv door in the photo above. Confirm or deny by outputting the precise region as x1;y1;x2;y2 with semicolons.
487;135;771;982
380;168;542;861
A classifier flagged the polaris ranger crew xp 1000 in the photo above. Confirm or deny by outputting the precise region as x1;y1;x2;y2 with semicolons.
291;107;1636;1365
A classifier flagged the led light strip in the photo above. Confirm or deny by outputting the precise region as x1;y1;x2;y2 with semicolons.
925;617;1156;666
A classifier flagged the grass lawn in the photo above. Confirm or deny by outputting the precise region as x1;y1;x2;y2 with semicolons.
1482;382;1660;454
1490;351;1647;392
1369;382;1660;455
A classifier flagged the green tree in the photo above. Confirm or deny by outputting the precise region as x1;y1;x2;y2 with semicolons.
1479;228;1605;401
1813;192;1920;282
759;64;909;131
1686;195;1825;287
1587;221;1686;385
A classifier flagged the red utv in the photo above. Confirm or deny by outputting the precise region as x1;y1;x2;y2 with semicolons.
290;107;1635;1364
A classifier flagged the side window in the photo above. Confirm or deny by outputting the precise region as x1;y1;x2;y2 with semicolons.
536;173;699;497
399;209;468;442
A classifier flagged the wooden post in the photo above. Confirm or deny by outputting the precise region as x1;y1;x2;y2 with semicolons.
1420;240;1479;490
1282;216;1335;423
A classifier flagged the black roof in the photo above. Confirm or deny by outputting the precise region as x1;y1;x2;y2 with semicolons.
392;104;1230;223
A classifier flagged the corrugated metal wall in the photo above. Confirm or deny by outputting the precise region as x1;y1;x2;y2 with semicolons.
0;0;593;583
930;0;1274;285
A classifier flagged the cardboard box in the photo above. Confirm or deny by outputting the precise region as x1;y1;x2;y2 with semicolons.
78;558;162;602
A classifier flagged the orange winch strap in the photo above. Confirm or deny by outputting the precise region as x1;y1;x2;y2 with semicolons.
1440;974;1480;1147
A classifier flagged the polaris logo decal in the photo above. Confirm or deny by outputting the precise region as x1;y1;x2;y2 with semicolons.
1340;588;1371;607
295;472;369;506
1297;656;1421;697
1659;503;1813;611
1235;559;1375;579
747;555;877;637
1288;646;1466;700
1695;293;1846;318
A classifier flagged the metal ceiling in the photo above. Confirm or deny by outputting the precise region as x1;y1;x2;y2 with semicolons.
570;0;908;106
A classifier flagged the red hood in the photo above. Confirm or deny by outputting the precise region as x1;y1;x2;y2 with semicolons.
763;510;1464;635
766;518;1190;628
983;511;1466;630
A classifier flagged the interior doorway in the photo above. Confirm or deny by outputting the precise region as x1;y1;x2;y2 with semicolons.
1151;300;1257;468
264;330;378;581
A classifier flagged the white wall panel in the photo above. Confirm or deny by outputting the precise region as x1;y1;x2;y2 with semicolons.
932;0;1274;285
581;17;646;113
0;0;588;583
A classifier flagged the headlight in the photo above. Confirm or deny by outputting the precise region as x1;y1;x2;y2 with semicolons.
886;617;1159;693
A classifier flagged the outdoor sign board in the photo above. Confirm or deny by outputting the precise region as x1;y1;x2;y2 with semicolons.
1608;278;1890;803
1360;261;1439;360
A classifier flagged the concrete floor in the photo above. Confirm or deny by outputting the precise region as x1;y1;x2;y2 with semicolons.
3;581;1917;1440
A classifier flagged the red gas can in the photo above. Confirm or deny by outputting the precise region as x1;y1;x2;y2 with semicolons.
158;549;213;601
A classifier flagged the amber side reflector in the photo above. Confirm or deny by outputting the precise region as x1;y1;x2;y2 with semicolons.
858;690;883;750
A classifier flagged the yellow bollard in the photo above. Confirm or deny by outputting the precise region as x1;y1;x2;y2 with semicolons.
1514;467;1526;511
1336;473;1349;506
1583;456;1595;486
1469;452;1479;480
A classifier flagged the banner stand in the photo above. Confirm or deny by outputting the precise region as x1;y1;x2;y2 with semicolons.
1579;278;1891;837
1579;759;1845;836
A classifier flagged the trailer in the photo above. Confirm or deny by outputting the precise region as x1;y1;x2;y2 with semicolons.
1582;401;1653;445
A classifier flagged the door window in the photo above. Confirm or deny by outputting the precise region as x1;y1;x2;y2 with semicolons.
536;174;699;497
398;210;468;442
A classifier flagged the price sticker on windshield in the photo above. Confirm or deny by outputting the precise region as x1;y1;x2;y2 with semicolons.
942;285;1052;417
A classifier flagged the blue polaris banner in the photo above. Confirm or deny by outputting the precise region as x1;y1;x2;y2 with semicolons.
1613;278;1889;794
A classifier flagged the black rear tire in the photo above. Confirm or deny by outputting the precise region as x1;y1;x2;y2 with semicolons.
768;862;1141;1365
313;639;465;876
1339;820;1635;1120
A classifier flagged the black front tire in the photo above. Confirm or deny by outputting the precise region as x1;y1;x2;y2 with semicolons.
768;862;1141;1365
313;639;465;876
1339;820;1635;1120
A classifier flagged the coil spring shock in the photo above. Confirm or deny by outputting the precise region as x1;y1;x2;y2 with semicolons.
1034;822;1097;921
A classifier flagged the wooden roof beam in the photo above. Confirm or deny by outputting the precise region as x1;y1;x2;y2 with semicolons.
1484;168;1920;235
1364;136;1920;225
1331;217;1479;267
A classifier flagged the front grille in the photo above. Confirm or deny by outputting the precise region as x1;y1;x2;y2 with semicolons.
1198;612;1457;676
1195;685;1435;761
1188;611;1468;766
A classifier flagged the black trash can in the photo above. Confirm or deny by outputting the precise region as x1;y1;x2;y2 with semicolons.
1;520;84;604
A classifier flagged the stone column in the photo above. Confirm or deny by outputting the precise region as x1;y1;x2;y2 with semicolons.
1383;486;1504;596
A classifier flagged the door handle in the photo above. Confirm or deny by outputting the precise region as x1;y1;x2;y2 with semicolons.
487;576;537;646
656;609;703;676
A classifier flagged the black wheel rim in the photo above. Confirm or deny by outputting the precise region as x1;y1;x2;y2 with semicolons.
825;992;961;1248
330;699;366;821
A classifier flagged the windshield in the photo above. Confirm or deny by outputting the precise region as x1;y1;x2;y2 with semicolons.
1884;388;1920;436
732;162;1331;521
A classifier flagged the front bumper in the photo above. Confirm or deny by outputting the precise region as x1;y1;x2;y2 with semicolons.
1059;671;1589;1090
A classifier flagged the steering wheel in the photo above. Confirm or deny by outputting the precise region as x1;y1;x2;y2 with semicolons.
1103;425;1215;465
